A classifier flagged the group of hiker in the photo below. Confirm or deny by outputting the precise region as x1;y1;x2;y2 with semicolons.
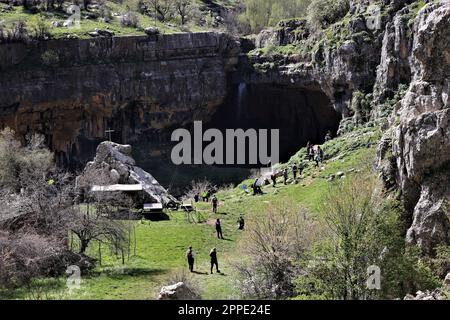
260;141;327;189
194;191;213;203
193;191;245;236
186;246;220;274
185;215;245;274
306;141;325;167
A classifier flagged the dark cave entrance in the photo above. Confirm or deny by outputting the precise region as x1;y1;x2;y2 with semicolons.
207;83;341;164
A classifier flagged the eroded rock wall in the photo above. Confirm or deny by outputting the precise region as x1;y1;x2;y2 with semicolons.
0;32;240;166
387;3;450;254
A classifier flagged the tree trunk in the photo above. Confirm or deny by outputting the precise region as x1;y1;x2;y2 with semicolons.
79;239;89;254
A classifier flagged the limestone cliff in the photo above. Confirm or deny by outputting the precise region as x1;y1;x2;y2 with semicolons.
379;3;449;254
0;32;240;166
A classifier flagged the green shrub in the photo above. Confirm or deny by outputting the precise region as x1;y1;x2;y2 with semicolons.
294;174;440;299
307;0;350;30
30;16;50;40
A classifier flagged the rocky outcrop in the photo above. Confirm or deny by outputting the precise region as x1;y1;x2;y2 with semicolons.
0;32;240;166
255;19;310;48
379;3;450;254
372;5;413;113
243;1;389;118
404;289;448;300
77;141;177;205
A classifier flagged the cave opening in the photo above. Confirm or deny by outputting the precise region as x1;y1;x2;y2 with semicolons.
207;83;342;164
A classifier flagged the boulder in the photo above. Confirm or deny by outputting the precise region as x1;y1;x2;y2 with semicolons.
158;282;200;300
144;27;160;36
445;273;450;291
403;289;447;300
77;141;177;206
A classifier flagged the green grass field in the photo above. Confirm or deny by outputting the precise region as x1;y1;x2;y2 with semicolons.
1;125;380;300
0;2;212;40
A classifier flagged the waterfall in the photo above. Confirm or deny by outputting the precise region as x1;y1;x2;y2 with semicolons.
236;83;247;122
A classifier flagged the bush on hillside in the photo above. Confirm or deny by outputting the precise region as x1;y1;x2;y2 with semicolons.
235;203;320;299
120;11;140;28
306;0;350;30
295;174;441;299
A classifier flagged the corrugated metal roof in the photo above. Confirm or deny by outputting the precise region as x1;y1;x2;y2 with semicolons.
91;184;143;192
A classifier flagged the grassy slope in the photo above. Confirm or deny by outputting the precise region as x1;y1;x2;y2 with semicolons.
0;1;219;40
2;125;381;300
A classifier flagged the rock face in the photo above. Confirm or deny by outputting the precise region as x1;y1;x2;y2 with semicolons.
0;32;240;166
244;1;386;118
158;282;200;300
386;3;450;254
77;141;176;205
404;289;448;300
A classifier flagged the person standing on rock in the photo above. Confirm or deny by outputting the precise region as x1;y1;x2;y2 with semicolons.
215;218;224;239
210;248;219;274
283;168;289;185
186;246;195;273
211;195;219;214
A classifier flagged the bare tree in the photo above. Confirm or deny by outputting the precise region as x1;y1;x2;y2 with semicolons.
148;0;173;22
183;179;215;201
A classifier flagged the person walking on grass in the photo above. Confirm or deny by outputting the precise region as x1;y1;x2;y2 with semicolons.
211;195;219;214
238;216;245;230
271;173;277;187
210;248;219;274
186;246;195;273
215;218;224;239
315;146;324;167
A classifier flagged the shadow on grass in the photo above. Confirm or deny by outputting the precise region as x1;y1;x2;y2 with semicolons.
143;212;171;221
89;267;167;279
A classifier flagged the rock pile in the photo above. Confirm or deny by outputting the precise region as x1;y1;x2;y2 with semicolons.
77;141;177;206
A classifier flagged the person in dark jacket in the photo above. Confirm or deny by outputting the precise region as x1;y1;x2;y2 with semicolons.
283;168;289;185
210;248;219;274
186;246;195;272
238;216;245;230
292;163;298;180
211;195;219;214
270;174;277;187
215;218;224;239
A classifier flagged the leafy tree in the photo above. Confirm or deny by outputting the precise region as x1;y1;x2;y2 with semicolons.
173;0;191;25
236;203;320;299
147;0;173;22
240;0;311;33
306;0;350;30
295;174;440;299
0;128;53;192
